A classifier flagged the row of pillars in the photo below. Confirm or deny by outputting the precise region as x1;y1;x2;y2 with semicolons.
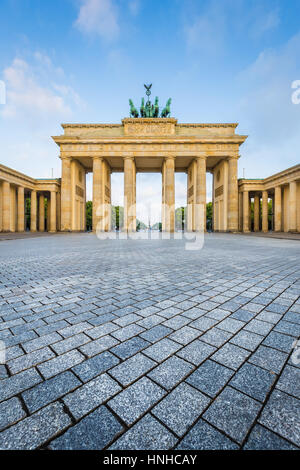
92;155;209;233
0;181;57;232
241;181;298;233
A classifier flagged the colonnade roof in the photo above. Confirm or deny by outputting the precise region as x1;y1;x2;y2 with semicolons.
238;163;300;192
0;164;60;192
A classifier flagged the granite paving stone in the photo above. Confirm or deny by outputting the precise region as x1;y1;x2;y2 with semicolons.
211;342;250;370
63;374;121;420
200;327;233;347
229;362;276;402
258;389;300;446
148;355;194;390
204;387;262;444
152;382;210;436
0;398;26;432
108;376;165;425
7;346;56;375
143;338;181;362
71;351;120;382
0;234;299;450
22;371;81;413
168;325;200;345
190;316;218;332
111;324;145;342
51;333;90;355
110;336;150;360
79;335;119;357
262;331;295;353
37;350;84;379
0;368;43;402
0;402;71;450
140;324;173;343
49;406;123;450
274;320;300;337
177;339;216;366
244;319;273;335
230;330;263;352
275;365;300;399
248;345;288;373
176;419;239;450
217;318;245;334
186;359;234;397
109;353;156;386
109;414;177;450
243;424;297;450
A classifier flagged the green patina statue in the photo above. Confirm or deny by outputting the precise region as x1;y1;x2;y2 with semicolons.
129;85;171;118
129;99;139;118
161;98;171;118
140;97;145;117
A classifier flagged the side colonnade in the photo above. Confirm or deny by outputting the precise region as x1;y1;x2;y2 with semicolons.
0;164;60;233
238;165;300;233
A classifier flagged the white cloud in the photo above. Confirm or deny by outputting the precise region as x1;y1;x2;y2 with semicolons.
1;54;82;120
0;52;83;178
75;0;119;41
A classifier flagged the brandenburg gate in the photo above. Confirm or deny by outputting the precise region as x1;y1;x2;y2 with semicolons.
1;87;299;234
53;117;247;233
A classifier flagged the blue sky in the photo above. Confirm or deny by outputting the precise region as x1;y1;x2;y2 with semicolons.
0;0;300;223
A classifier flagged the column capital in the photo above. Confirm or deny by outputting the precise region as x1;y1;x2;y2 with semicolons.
226;154;239;161
165;155;176;161
123;155;135;161
60;154;72;161
194;155;207;161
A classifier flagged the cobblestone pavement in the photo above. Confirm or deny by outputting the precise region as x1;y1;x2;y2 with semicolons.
0;233;299;450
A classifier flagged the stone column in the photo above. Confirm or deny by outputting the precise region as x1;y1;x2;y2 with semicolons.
17;186;25;232
2;181;11;232
262;190;268;233
227;157;239;232
93;157;104;232
39;194;45;232
164;156;175;232
50;191;57;232
243;191;250;233
161;160;166;231
289;181;297;232
60;157;72;231
254;194;260;232
238;192;243;232
124;156;136;232
195;157;206;231
274;186;281;232
30;190;37;232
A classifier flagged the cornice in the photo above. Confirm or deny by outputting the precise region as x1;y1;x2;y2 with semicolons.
178;123;238;128
52;136;247;145
0;164;36;184
62;124;122;129
61;120;238;128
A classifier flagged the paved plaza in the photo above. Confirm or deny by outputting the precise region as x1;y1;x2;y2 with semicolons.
0;233;299;450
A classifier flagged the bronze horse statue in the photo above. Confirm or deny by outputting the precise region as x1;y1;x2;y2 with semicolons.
129;99;139;118
153;96;159;117
140;97;146;117
161;98;171;118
